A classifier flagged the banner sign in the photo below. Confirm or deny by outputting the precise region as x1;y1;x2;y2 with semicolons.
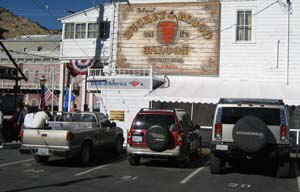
87;77;151;90
67;59;95;76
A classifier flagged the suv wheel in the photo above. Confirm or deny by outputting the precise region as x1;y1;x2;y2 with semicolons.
210;154;223;174
128;155;140;166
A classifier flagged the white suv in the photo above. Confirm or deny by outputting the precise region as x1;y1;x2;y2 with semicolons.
210;98;292;177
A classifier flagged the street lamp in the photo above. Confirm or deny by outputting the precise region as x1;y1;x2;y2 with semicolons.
40;75;47;110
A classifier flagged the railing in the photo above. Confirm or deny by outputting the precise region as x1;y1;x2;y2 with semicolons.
0;71;60;90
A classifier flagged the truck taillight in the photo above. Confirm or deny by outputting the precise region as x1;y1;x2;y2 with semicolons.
215;123;222;139
280;125;288;140
127;131;132;145
66;132;74;141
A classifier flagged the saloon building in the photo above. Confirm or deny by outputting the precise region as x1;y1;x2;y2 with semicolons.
58;0;300;139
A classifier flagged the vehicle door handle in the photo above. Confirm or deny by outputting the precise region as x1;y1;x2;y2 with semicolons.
41;133;47;137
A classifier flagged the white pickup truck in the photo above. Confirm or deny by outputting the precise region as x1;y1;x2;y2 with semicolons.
20;112;124;165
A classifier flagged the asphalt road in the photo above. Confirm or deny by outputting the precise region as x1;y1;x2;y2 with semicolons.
0;148;299;192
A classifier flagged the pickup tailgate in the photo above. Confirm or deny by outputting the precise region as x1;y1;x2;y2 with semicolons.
22;129;69;148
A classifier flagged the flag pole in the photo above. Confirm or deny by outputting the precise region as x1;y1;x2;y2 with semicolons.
51;71;54;114
68;77;73;112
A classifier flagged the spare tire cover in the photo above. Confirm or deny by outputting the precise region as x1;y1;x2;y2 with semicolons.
146;125;171;152
232;115;267;153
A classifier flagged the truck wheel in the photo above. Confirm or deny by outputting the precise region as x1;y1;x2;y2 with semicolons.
34;155;49;164
114;136;124;155
128;155;140;166
210;154;223;174
81;143;93;166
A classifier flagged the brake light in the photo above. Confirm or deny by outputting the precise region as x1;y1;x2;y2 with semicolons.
66;132;74;141
172;131;183;146
280;125;288;140
215;123;222;139
127;131;132;145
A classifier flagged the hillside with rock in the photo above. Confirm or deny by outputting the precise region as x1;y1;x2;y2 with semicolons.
0;7;59;39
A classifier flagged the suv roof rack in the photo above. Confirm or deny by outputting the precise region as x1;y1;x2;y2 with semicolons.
139;108;184;113
219;98;284;105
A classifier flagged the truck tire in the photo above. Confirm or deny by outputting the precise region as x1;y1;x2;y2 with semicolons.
114;136;124;155
210;154;222;174
128;155;140;166
80;142;93;166
34;155;49;163
232;116;268;153
276;160;296;178
146;125;171;152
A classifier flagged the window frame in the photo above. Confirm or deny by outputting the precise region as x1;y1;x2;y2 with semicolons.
64;23;75;39
236;10;252;42
87;23;98;39
75;23;87;39
235;9;255;44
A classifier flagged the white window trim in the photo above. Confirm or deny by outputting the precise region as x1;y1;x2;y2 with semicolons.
233;7;256;44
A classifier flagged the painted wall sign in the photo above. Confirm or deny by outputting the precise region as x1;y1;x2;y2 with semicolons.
117;2;220;76
110;110;125;121
87;77;151;90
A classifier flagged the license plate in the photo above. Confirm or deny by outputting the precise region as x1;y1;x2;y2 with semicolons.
132;136;143;143
37;148;49;156
216;144;228;151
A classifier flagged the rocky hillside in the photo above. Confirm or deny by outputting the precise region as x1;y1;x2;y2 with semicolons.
0;7;59;39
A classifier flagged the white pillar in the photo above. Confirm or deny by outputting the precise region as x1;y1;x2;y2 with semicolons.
58;63;65;112
89;93;93;112
81;75;87;111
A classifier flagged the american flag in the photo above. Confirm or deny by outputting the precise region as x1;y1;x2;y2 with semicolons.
44;87;58;102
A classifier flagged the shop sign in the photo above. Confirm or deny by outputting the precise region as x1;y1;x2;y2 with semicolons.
87;77;151;90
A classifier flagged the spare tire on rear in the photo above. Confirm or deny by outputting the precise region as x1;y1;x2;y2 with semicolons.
232;115;268;153
146;125;171;152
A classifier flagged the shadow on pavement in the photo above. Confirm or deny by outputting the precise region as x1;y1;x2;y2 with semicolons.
4;175;112;192
44;150;127;168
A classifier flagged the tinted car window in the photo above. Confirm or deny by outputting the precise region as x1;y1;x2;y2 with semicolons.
133;114;175;130
220;107;281;125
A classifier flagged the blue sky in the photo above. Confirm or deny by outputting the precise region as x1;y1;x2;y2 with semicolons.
0;0;110;30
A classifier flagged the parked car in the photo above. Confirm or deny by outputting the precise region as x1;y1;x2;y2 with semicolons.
127;108;201;167
210;98;293;177
20;112;124;165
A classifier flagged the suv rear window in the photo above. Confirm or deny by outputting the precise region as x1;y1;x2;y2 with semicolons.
219;107;281;125
132;114;175;130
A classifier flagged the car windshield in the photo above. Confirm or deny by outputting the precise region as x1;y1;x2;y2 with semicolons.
132;114;175;130
220;107;281;125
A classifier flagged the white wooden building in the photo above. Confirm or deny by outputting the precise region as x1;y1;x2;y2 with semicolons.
59;0;300;140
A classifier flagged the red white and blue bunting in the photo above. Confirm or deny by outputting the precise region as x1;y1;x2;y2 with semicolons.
67;59;95;76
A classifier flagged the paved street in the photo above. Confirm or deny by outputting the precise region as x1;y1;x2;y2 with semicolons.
0;148;299;192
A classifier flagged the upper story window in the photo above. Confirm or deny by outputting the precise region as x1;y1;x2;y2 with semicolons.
64;23;75;39
88;23;98;38
75;23;86;39
236;10;252;41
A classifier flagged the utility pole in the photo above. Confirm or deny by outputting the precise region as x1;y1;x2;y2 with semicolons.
286;0;291;85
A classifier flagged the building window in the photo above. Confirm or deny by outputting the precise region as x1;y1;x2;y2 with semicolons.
99;21;110;39
236;10;252;41
64;23;75;39
75;23;86;39
88;23;98;38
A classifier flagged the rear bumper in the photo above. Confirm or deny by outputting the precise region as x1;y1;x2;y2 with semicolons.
20;145;79;159
127;145;181;158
